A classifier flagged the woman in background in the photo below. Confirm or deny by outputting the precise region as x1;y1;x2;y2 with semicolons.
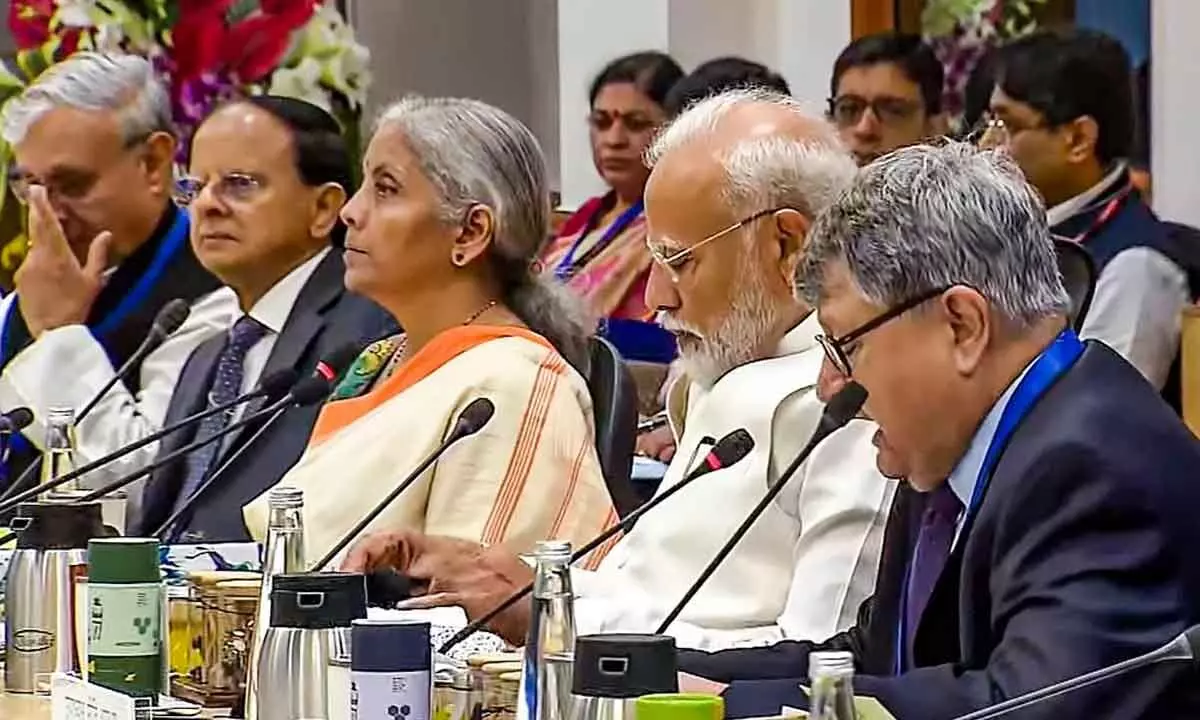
542;52;682;365
244;96;615;568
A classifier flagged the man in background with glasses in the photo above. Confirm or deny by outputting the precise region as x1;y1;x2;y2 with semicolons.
341;88;895;652
985;28;1195;397
827;33;946;167
0;52;236;499
678;142;1200;720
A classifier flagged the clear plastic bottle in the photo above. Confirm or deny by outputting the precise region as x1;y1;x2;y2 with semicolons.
40;407;78;494
808;650;857;720
522;540;576;720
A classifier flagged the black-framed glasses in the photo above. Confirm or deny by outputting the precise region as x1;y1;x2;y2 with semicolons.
827;95;922;129
816;286;951;377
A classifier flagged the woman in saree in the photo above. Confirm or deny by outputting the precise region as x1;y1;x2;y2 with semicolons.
243;96;616;568
542;52;682;366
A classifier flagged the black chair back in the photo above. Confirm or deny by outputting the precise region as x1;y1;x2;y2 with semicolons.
1053;237;1097;332
587;336;642;519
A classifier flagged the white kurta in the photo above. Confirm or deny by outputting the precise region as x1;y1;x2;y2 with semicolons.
572;312;896;650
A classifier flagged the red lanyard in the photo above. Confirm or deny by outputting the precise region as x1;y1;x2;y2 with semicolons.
1070;184;1134;245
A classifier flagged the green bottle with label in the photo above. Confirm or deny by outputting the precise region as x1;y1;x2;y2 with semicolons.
87;537;163;699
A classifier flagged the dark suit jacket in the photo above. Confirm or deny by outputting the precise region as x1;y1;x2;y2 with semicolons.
680;343;1200;720
130;250;396;542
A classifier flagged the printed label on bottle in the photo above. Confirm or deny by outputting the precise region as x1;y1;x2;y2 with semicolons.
350;670;431;720
86;582;162;657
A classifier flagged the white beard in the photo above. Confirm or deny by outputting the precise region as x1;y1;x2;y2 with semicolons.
662;255;786;389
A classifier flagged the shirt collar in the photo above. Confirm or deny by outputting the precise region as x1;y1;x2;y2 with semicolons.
246;247;329;334
945;358;1036;509
1046;161;1128;227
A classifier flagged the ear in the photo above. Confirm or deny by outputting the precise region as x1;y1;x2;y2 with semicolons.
451;203;495;265
772;208;811;287
938;286;991;377
310;182;348;239
1063;116;1100;165
142;131;178;195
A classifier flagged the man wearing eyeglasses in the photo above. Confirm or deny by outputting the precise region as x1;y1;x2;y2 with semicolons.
828;33;946;167
340;88;895;653
675;142;1200;719
0;52;237;503
129;96;394;543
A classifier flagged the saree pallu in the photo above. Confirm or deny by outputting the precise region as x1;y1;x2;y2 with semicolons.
242;325;617;568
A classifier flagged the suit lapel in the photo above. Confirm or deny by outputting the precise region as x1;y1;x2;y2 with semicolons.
227;250;344;446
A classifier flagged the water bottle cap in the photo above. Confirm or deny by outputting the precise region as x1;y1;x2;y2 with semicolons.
533;539;571;560
270;572;366;628
572;634;678;698
635;694;724;720
351;619;431;672
268;486;304;508
12;501;105;551
809;650;855;680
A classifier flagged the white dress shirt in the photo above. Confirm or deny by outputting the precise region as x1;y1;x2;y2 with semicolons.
1049;163;1189;390
570;313;896;650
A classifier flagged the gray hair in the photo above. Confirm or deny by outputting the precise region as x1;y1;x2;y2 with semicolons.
645;87;856;220
377;96;591;370
2;52;173;145
798;142;1070;327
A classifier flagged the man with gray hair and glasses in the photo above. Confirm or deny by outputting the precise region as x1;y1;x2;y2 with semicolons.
678;142;1200;719
0;53;235;501
343;88;895;651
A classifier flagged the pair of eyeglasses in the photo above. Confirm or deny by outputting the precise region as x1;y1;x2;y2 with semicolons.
815;286;951;377
9;132;152;206
646;207;784;283
174;172;264;207
828;95;922;129
588;110;657;134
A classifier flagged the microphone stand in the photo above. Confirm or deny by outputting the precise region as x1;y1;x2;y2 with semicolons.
152;404;288;539
0;380;289;517
0;399;290;546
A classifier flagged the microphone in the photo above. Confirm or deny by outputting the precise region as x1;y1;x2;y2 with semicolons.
953;625;1200;720
309;397;496;572
0;368;299;517
0;408;34;434
652;381;868;633
0;300;191;503
151;343;364;538
435;428;756;654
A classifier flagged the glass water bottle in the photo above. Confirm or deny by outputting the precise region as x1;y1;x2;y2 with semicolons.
808;650;857;720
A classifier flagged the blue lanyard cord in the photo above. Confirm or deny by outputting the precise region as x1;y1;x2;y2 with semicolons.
553;198;644;281
894;329;1085;674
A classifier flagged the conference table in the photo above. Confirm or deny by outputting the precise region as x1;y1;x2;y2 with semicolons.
0;681;226;719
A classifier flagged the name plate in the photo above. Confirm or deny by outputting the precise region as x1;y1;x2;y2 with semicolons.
50;673;148;720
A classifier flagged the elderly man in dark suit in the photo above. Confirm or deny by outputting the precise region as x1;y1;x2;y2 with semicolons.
679;142;1200;719
130;97;394;542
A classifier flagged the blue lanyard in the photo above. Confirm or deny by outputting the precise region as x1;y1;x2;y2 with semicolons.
553;198;644;281
93;207;190;338
894;329;1085;674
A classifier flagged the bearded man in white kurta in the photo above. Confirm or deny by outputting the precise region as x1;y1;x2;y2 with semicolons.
342;88;897;651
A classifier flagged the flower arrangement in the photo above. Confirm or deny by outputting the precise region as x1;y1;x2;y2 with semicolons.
922;0;1048;122
0;0;371;282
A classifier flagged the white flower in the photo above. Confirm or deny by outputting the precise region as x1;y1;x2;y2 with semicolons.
320;42;371;108
267;57;332;112
56;0;98;28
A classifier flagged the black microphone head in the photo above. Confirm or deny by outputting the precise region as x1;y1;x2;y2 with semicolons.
821;381;869;432
2;407;34;432
290;375;334;406
315;342;365;383
1183;625;1200;662
151;299;191;337
453;398;495;437
710;429;754;469
259;369;300;399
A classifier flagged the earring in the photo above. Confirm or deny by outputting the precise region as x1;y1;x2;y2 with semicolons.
452;251;466;267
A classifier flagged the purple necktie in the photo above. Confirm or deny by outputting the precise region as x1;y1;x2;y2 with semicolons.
904;483;963;664
171;316;267;516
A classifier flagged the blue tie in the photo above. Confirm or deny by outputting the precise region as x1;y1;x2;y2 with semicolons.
904;484;962;665
171;315;267;515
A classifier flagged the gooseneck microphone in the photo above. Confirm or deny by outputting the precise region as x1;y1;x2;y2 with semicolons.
653;382;869;634
0;368;299;516
0;408;35;465
0;299;191;503
952;625;1200;720
435;428;756;655
151;342;364;538
310;397;496;572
